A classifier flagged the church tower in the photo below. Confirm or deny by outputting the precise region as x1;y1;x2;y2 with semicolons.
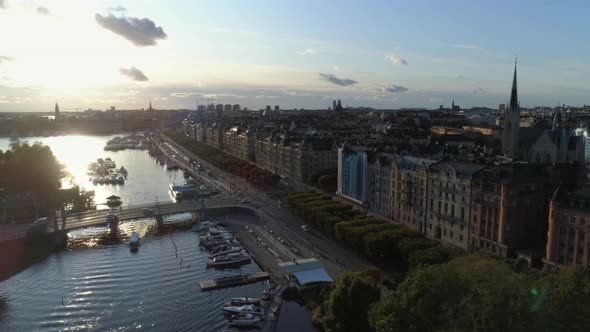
54;102;60;120
501;61;520;158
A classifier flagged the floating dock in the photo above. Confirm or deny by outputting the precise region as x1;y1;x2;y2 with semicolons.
199;272;270;291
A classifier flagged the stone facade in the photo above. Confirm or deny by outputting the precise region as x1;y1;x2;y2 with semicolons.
545;186;590;269
390;156;436;232
425;161;485;250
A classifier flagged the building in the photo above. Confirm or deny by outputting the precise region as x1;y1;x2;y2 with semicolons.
279;258;333;289
224;104;232;112
274;105;280;111
336;145;371;205
367;153;395;217
470;165;549;257
232;104;241;111
425;161;485;249
223;126;255;161
545;186;590;269
390;156;437;232
502;62;584;163
197;105;206;111
255;133;337;183
54;102;60;120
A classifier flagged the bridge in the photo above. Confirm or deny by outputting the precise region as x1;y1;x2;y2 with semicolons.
59;197;241;231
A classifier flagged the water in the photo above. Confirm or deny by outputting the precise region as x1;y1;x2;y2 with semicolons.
0;134;316;331
0;218;265;331
0;134;185;208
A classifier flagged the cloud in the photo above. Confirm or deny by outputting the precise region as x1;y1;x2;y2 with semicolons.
108;6;127;13
452;44;486;52
297;48;317;56
0;56;14;64
119;67;149;81
378;84;408;93
282;90;313;97
36;6;49;15
255;95;280;99
0;0;4;9
385;53;407;65
170;92;243;98
318;73;357;87
95;12;167;46
472;87;485;94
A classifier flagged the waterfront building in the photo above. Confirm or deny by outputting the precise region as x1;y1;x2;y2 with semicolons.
390;156;437;232
223;126;256;161
425;161;485;249
255;133;336;183
545;186;590;269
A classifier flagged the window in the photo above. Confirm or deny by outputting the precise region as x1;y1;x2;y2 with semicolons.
450;231;454;238
461;207;465;221
460;235;463;242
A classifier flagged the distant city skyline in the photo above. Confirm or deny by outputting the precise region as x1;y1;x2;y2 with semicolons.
1;0;590;112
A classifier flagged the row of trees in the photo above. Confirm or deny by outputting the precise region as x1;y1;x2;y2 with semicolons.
165;130;280;187
288;191;463;269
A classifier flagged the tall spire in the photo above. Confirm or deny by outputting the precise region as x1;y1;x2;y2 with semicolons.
508;58;518;111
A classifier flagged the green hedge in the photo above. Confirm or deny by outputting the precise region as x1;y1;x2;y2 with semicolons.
288;191;463;269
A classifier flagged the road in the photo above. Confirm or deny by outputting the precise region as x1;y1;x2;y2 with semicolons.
160;135;371;277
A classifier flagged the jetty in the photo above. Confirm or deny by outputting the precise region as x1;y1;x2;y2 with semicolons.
199;271;270;291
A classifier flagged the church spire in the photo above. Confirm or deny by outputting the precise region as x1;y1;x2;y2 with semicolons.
508;59;518;111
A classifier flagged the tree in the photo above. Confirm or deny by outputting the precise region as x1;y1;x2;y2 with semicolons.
534;266;590;331
369;255;534;332
321;268;381;332
401;115;415;127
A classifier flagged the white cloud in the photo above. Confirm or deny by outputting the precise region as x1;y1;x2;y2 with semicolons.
36;6;50;15
385;53;407;65
297;48;317;56
255;95;280;99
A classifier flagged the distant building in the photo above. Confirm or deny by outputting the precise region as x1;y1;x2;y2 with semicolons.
197;105;206;111
110;106;116;111
499;103;506;113
232;104;241;111
266;105;272;112
224;104;232;111
54;102;60;120
216;104;223;111
274;105;280;111
207;104;215;111
147;100;155;111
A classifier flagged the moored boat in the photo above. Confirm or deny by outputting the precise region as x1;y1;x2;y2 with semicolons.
227;313;263;328
222;304;265;316
207;253;251;268
224;297;262;306
129;232;140;250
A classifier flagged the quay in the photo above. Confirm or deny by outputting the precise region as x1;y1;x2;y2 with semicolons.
199;271;270;291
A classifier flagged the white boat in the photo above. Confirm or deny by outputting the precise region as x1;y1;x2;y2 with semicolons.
224;297;262;306
199;232;233;242
162;212;193;225
192;221;219;233
227;313;263;328
207;253;251;267
202;237;236;249
209;245;244;258
129;232;140;249
222;304;265;316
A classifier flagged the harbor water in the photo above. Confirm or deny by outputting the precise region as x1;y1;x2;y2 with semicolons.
0;134;318;331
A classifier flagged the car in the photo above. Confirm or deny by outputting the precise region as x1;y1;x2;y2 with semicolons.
301;225;310;232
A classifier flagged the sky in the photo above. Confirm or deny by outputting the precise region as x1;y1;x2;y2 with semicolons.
1;0;590;112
